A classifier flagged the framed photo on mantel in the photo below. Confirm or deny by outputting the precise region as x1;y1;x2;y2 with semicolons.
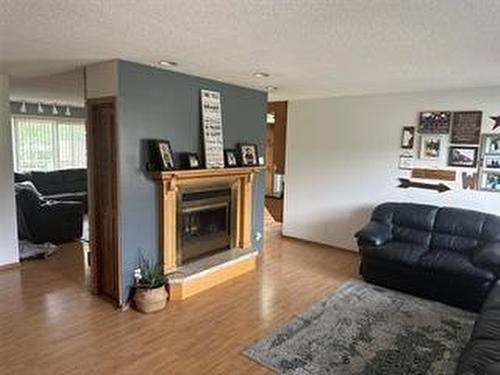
201;89;225;168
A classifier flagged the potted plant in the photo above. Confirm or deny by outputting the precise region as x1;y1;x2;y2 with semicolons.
133;254;168;313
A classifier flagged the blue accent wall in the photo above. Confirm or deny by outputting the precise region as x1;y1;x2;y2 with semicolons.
117;61;267;303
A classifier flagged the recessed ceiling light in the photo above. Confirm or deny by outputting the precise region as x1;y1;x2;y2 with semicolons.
158;60;178;67
254;72;270;78
266;86;278;92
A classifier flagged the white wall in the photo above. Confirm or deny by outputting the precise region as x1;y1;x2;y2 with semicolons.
84;60;118;99
284;87;500;251
0;75;19;266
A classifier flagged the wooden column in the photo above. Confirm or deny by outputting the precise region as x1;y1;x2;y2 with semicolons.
159;178;178;274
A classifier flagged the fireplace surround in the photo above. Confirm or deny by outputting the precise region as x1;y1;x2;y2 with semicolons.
151;167;260;274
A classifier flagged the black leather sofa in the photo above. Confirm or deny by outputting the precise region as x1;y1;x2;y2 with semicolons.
356;202;500;312
456;282;500;374
356;202;500;374
15;169;87;211
15;181;84;244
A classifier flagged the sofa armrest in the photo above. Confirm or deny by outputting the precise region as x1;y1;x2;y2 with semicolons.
355;221;392;246
473;243;500;274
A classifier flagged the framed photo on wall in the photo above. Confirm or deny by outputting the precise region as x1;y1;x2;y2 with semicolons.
401;126;415;149
481;172;500;192
238;143;259;167
484;134;500;155
484;155;500;169
448;146;478;168
153;139;175;170
419;135;445;161
418;111;452;134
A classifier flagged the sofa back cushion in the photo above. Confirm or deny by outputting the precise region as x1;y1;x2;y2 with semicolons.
372;202;439;249
30;169;87;195
431;207;500;256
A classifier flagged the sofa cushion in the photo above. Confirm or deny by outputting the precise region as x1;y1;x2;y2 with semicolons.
361;241;429;266
471;284;500;341
14;181;43;206
457;339;500;375
418;250;495;282
431;207;488;256
371;202;439;248
30;169;87;195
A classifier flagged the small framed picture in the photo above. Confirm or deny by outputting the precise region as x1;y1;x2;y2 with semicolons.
401;126;415;149
484;155;500;169
154;140;175;170
448;147;478;168
419;135;445;160
418;111;452;134
481;172;500;192
238;143;259;167
224;149;238;168
399;154;414;170
484;134;500;155
182;152;201;169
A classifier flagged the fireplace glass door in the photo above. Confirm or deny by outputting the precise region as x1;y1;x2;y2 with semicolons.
178;187;232;264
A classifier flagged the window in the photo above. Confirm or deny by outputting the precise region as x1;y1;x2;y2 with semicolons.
12;115;87;171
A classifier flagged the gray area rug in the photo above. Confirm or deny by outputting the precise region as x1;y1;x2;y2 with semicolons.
19;240;57;260
243;280;476;375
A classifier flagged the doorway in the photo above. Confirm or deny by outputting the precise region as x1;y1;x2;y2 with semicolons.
87;98;121;303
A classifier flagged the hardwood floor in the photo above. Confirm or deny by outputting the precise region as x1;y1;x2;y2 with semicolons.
0;226;359;374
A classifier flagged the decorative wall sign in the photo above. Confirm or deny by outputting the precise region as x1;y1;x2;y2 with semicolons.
418;111;452;134
448;146;478;168
490;115;500;131
399;154;414;170
401;126;415;149
480;172;500;192
419;135;445;160
462;172;478;190
451;111;482;144
411;168;456;181
398;178;451;193
201;89;225;168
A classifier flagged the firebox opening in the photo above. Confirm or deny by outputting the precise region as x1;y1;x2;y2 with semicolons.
178;186;233;265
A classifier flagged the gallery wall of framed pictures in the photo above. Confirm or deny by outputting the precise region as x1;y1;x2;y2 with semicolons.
398;109;500;193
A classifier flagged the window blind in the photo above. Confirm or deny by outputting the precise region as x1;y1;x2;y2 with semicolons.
12;115;87;172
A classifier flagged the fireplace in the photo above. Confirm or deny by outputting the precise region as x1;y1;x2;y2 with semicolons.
177;186;235;265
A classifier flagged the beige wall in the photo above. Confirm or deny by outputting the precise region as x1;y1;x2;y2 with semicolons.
284;86;500;251
85;60;118;99
0;74;19;266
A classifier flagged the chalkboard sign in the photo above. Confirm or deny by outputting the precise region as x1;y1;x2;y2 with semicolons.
451;111;482;144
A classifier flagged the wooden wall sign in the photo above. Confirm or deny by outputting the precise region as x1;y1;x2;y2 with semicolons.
419;111;452;134
412;168;456;181
451;111;482;144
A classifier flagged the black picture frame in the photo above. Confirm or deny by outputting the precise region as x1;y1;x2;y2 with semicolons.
224;149;238;168
401;126;415;149
238;143;259;167
153;139;175;170
450;111;482;145
418;111;452;134
182;152;201;169
448;146;478;168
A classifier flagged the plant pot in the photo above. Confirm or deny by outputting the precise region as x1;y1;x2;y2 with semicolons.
133;285;168;313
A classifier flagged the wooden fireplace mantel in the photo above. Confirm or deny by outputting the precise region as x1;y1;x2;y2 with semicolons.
151;167;261;274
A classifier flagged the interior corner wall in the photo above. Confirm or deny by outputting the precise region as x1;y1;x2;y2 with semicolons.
116;60;266;303
0;75;19;266
84;60;118;99
284;86;500;252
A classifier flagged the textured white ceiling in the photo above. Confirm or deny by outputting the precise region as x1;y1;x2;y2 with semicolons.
1;0;500;102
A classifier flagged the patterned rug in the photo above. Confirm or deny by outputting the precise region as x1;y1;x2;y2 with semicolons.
243;280;476;374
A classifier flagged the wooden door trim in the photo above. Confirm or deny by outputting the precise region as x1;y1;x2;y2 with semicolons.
86;97;121;305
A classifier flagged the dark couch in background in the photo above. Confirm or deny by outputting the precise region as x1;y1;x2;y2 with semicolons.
15;169;87;211
356;202;500;312
15;181;84;244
